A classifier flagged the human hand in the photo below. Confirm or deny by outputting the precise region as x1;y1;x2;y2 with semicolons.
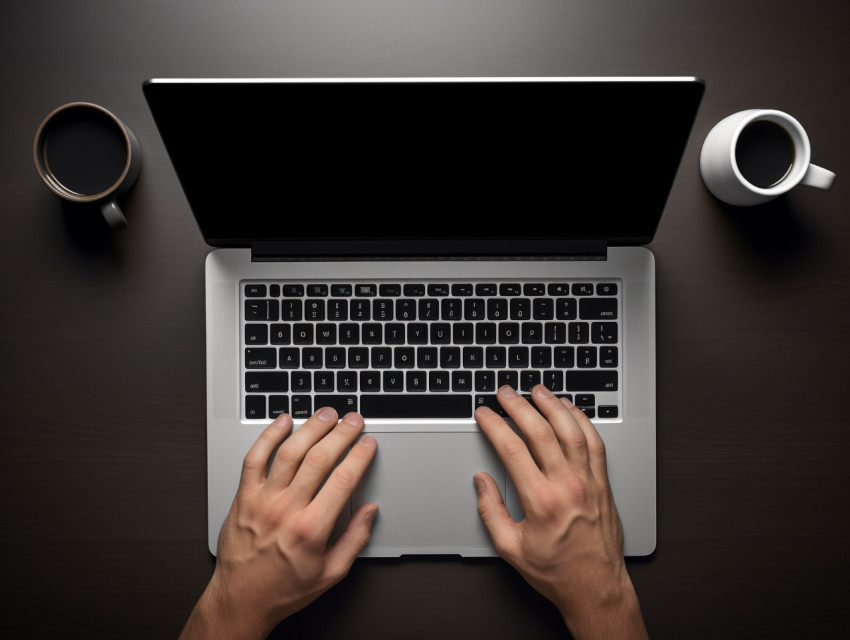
474;385;647;640
180;409;378;640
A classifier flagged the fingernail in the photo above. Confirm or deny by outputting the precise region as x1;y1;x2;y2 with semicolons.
533;385;554;399
342;412;364;428
273;413;292;428
498;385;518;398
475;405;494;416
365;506;379;525
317;407;337;421
473;475;486;493
359;435;377;448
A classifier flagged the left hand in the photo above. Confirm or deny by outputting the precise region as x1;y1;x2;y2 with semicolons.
180;408;378;639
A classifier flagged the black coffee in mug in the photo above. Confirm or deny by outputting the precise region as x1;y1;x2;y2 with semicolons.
34;102;141;230
734;119;795;188
42;106;128;196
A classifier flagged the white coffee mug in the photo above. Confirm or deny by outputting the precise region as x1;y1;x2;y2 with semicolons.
700;109;835;206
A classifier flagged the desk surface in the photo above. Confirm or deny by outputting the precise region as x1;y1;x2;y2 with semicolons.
2;1;849;638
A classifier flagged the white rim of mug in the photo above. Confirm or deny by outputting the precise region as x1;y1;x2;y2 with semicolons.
33;102;133;203
728;109;811;195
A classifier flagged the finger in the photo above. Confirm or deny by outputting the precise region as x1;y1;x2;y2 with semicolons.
308;429;377;530
475;401;544;494
561;396;610;483
474;472;520;560
530;385;591;471
266;406;339;490
324;501;379;581
496;385;569;475
239;414;292;491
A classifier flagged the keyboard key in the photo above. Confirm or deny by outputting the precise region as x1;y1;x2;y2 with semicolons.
600;346;619;367
360;371;381;392
245;348;276;369
245;324;268;345
283;284;304;297
245;299;278;321
567;371;618;391
245;371;288;392
331;284;353;297
592;322;618;344
307;284;328;297
338;371;357;392
580;298;618;319
245;395;266;419
360;394;472;418
475;370;496;392
407;371;427;391
314;394;358;415
292;395;312;418
555;298;577;320
596;283;618;296
475;394;506;415
575;394;595;406
278;348;300;368
429;371;450;391
269;395;289;417
453;371;473;392
598;405;619;418
577;347;597;368
244;284;266;297
572;283;594;296
568;322;589;344
270;324;291;345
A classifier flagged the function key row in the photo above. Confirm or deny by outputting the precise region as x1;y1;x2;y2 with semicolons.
245;282;618;298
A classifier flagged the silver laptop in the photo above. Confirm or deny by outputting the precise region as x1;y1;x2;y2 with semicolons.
144;77;704;557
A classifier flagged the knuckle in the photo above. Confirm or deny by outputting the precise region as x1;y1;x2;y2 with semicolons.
276;441;302;465
503;436;528;460
533;487;565;521
304;447;329;470
290;511;318;544
332;464;358;492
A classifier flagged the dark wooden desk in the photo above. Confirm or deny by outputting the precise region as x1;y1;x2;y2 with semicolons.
2;1;848;638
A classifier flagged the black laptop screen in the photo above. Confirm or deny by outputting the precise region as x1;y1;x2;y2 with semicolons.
143;78;704;253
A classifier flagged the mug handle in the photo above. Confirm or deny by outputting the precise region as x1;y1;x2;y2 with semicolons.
800;164;836;191
100;199;128;230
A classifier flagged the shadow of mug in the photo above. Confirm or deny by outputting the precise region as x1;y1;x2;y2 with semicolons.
33;102;141;230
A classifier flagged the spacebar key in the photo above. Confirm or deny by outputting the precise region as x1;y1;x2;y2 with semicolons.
360;394;472;418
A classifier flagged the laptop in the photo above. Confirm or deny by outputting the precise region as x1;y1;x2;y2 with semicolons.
143;77;704;557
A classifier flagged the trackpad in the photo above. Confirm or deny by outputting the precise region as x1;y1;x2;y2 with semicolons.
351;432;505;557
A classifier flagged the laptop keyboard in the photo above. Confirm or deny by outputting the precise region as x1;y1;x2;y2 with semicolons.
242;280;621;421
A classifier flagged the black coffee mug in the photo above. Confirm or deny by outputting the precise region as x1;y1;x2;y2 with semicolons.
34;102;141;230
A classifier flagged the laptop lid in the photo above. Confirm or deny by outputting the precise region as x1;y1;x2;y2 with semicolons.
143;77;704;258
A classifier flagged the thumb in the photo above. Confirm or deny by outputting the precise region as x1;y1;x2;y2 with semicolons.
474;472;519;558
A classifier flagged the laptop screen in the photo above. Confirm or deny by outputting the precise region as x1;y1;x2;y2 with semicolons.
144;78;704;253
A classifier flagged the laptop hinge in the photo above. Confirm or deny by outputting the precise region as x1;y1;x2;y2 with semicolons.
250;240;608;262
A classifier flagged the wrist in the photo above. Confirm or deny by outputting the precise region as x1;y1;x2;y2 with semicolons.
180;574;276;640
557;573;648;640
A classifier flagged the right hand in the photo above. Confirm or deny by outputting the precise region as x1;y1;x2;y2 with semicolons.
474;385;648;640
